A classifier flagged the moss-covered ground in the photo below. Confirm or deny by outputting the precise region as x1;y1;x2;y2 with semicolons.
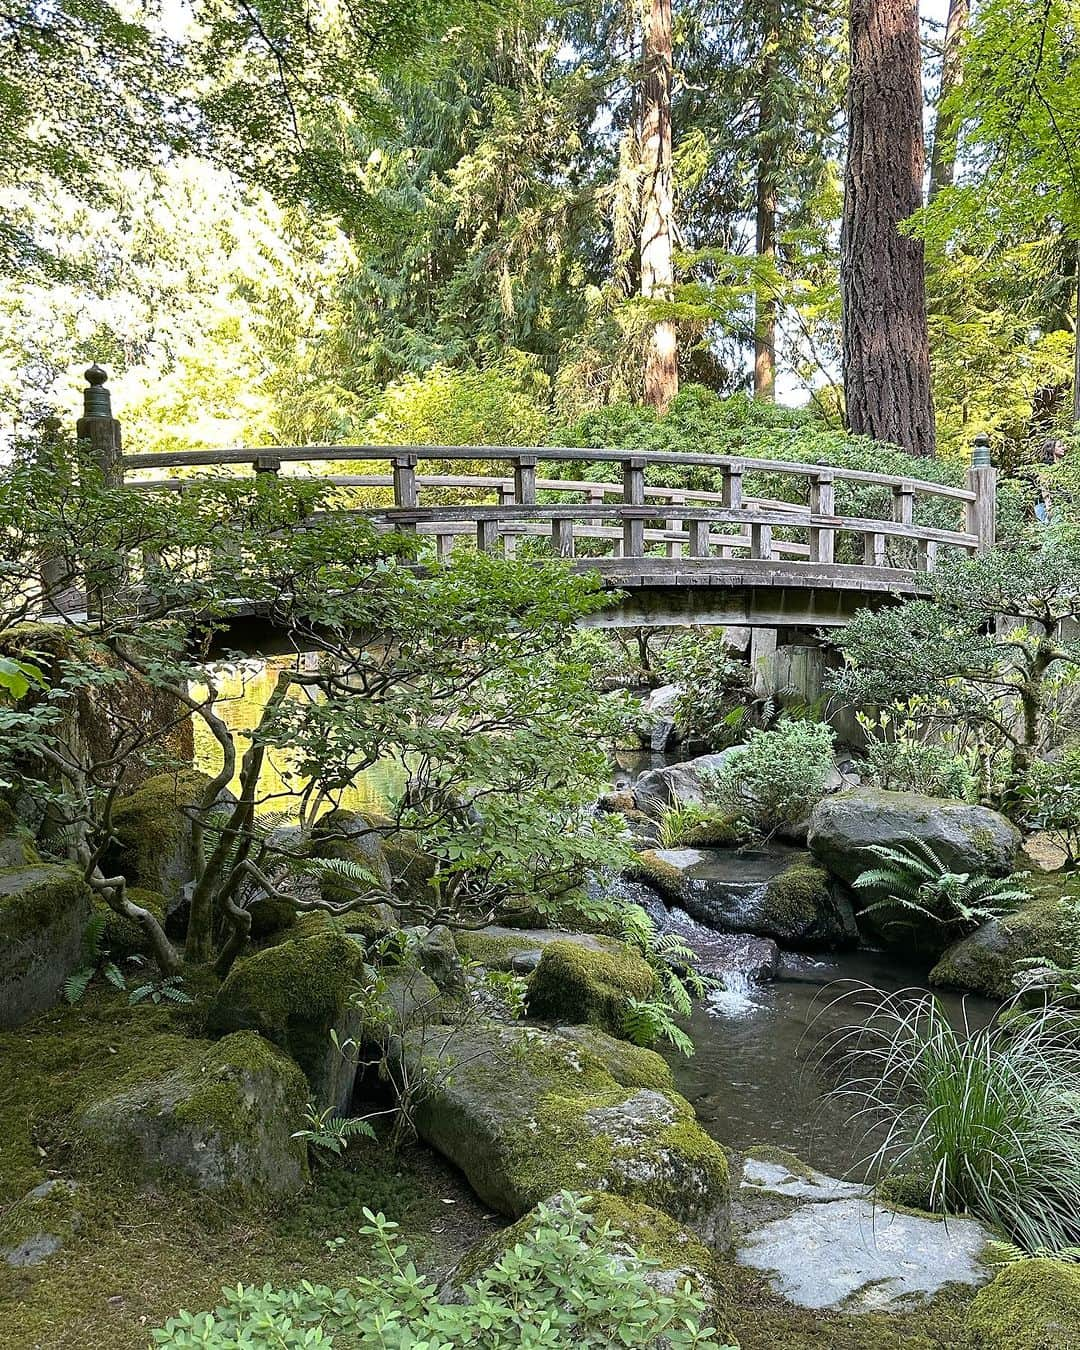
0;986;492;1348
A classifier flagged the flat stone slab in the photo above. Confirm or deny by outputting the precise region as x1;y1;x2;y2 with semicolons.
738;1193;991;1312
741;1156;865;1202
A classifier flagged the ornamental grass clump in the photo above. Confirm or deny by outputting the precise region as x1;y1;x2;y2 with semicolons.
819;986;1080;1253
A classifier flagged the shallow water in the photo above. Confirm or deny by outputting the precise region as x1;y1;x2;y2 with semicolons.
667;948;996;1179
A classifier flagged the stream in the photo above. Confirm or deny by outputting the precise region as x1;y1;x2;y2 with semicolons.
611;749;997;1179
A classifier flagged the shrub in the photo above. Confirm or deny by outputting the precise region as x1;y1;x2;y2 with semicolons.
656;631;757;749
708;719;835;835
857;705;976;800
821;989;1080;1252
367;361;549;448
151;1193;730;1348
1018;741;1080;867
654;802;745;849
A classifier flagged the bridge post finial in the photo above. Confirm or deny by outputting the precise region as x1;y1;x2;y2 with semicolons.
76;362;123;488
971;432;992;469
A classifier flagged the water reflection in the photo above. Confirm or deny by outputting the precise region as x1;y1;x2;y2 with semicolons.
191;658;407;817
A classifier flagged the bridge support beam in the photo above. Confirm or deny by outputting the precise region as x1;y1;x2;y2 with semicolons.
749;625;778;697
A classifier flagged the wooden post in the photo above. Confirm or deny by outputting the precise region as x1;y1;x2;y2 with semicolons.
551;517;575;558
863;531;886;567
809;470;835;563
391;453;418;509
918;538;939;572
622;456;646;557
76;365;122;487
749;625;778;696
687;518;710;557
966;434;996;553
722;460;744;511
750;520;773;559
512;454;537;506
435;532;455;561
476;518;501;553
665;490;684;557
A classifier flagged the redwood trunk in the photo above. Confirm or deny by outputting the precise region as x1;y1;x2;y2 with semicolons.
754;0;780;401
928;0;969;201
841;0;936;456
641;0;678;412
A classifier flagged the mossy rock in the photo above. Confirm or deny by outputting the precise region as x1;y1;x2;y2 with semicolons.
526;940;658;1040
0;1179;83;1268
678;814;745;848
94;887;167;960
627;850;686;903
966;1258;1080;1349
455;926;625;974
104;769;218;905
757;863;858;950
550;1024;675;1093
0;797;41;867
76;1031;308;1198
450;1191;723;1319
292;904;399;948
0;864;92;1029
930;881;1077;999
397;1020;730;1244
247;893;297;940
208;931;371;1111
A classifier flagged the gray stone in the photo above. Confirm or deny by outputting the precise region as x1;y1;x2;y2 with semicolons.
0;864;92;1029
741;1157;866;1203
808;788;1021;887
638;685;682;753
1;1180;81;1268
77;1032;308;1197
737;1195;990;1311
411;923;467;993
631;751;739;817
392;1021;730;1244
643;847;856;951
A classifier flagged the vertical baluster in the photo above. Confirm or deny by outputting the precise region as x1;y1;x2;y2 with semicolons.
622;455;646;558
809;470;835;563
512;454;537;505
721;460;744;511
687;518;710;557
551;517;575;558
665;491;685;557
435;532;455;561
750;521;773;560
476;518;501;553
918;538;939;572
863;531;886;567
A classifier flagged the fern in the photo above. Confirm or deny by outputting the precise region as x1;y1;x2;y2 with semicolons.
854;840;1030;938
291;1102;377;1160
622;998;694;1057
65;912;125;1003
129;975;193;1006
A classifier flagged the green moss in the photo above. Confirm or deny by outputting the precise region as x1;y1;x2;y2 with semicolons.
678;814;744;847
247;894;297;940
875;1172;937;1212
966;1259;1080;1349
763;866;829;930
94;887;167;959
628;851;685;902
208;931;369;1087
743;1144;817;1181
454;929;537;970
292;905;397;948
526;940;658;1039
0;798;40;866
0;864;89;943
551;1025;676;1092
106;769;214;899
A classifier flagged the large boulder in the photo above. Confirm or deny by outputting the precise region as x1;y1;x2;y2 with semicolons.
549;1024;675;1093
966;1258;1080;1350
0;864;92;1029
808;788;1021;887
636;684;682;753
208;930;370;1111
394;1021;730;1245
455;926;627;974
105;769;223;913
76;1031;307;1198
631;751;735;817
526;940;657;1040
633;847;856;951
930;884;1077;999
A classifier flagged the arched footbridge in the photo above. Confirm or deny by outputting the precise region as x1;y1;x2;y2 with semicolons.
73;367;998;632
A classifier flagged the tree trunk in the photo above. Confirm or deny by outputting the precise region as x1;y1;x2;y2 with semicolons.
754;0;780;401
841;0;936;456
641;0;678;412
1074;244;1080;428
928;0;969;201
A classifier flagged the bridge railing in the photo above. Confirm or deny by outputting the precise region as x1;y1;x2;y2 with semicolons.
59;367;998;593
120;441;995;573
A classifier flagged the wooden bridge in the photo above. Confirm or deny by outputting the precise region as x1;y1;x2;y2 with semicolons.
73;365;997;634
